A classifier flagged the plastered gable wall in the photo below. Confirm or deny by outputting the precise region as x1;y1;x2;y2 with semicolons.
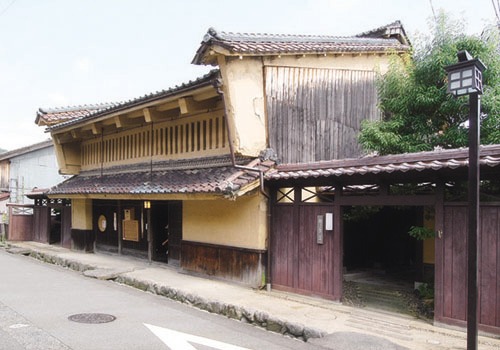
218;53;395;157
218;56;267;157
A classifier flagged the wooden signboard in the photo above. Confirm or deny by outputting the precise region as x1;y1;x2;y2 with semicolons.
122;219;139;241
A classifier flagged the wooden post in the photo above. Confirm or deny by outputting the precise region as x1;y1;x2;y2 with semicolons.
117;201;122;255
333;184;343;300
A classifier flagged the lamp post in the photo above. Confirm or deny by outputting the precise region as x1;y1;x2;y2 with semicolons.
445;50;486;350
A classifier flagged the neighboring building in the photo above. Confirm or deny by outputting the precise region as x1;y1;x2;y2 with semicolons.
0;140;67;204
0;140;70;242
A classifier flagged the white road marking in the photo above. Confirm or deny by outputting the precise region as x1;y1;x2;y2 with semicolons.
9;323;29;329
144;323;252;350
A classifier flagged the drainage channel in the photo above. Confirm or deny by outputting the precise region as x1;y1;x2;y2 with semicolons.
68;313;116;324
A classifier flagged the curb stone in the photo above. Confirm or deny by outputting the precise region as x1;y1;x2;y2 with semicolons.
114;273;326;341
4;245;326;342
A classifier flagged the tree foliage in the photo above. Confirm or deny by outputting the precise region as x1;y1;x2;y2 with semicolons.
359;12;500;155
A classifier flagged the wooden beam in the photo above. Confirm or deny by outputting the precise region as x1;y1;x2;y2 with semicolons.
336;194;435;206
91;123;101;135
52;134;62;145
156;100;179;112
114;116;124;128
143;107;162;123
178;97;199;115
113;115;140;129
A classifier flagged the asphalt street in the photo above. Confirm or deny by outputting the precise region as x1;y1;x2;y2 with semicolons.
0;250;327;350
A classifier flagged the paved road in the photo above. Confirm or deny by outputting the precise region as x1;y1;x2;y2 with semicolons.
0;250;326;350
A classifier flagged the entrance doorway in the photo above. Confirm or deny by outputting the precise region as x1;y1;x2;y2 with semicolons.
151;201;182;265
343;206;434;317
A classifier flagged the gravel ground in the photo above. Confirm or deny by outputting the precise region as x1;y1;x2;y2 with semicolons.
341;280;434;320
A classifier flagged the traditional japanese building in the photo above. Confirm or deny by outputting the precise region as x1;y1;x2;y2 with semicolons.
37;21;409;288
35;21;500;335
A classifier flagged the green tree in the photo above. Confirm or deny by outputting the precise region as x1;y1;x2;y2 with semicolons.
359;12;500;155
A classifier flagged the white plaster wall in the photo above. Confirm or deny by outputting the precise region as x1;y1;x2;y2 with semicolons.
262;53;395;74
219;57;267;157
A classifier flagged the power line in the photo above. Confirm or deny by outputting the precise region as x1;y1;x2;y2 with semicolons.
429;0;437;21
0;0;17;18
492;0;500;22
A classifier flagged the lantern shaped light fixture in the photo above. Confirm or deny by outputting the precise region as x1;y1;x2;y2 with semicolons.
445;50;486;97
144;200;151;209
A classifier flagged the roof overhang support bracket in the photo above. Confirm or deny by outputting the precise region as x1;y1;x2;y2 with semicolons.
143;107;162;123
178;97;200;115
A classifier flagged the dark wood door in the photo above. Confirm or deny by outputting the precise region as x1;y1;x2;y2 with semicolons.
61;206;72;249
271;200;341;299
33;206;50;243
151;201;182;265
436;205;500;334
167;201;182;264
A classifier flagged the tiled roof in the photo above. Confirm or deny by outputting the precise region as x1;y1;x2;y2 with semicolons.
41;69;220;131
355;20;410;46
49;156;274;198
35;103;115;126
266;145;500;182
192;21;410;65
0;139;53;162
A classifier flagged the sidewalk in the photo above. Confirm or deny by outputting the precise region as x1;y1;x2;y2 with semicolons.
3;241;500;350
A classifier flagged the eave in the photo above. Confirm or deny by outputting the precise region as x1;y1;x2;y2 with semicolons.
49;73;222;145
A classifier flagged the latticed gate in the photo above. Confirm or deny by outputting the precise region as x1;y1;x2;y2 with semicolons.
33;197;71;247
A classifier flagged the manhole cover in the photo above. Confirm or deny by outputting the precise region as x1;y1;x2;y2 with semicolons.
68;313;116;324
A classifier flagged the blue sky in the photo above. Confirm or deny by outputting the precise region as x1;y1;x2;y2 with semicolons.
0;0;497;150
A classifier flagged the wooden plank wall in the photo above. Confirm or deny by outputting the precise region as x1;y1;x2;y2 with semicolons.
181;240;265;288
479;207;500;332
61;206;72;249
33;206;50;243
7;207;33;241
271;200;340;300
437;205;500;334
265;66;379;164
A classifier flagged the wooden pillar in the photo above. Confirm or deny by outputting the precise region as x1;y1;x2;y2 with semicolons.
333;184;343;300
147;205;152;263
117;200;122;255
434;180;445;322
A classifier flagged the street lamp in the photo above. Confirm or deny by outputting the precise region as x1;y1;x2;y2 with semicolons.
445;50;486;350
446;50;486;96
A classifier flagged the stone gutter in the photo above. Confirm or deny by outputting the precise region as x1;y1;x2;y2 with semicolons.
3;243;325;342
